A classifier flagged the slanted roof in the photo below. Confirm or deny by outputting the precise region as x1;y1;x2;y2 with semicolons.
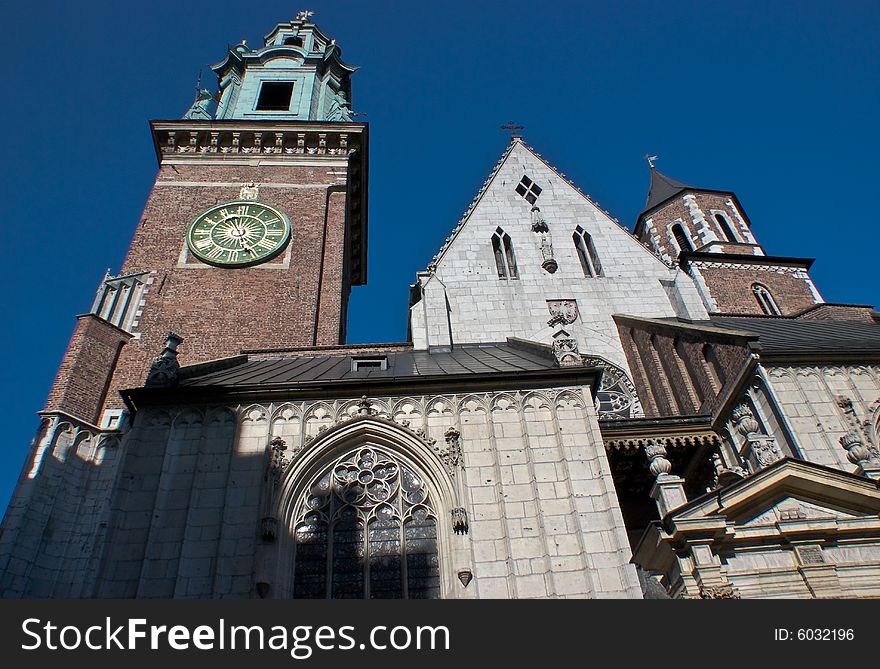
643;166;693;213
177;341;567;388
707;317;880;355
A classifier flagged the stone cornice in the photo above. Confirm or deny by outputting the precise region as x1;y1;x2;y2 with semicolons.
600;414;720;451
150;120;367;161
680;251;815;272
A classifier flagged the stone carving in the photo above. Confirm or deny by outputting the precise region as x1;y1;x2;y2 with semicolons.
442;427;463;469
840;428;873;466
457;569;473;587
731;403;782;469
732;403;760;436
645;442;672;478
710;451;747;490
582;356;643;420
751;438;783;467
145;332;183;387
412;424;436;447
547;300;578;327
837;395;880;464
699;584;740;599
269;436;291;480
452;507;469;535
260;516;278;542
530;206;557;273
239;182;260;200
326;89;353;122
357;395;375;416
552;335;582;367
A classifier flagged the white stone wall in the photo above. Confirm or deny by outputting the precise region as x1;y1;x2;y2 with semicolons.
0;414;122;598
763;364;880;471
409;140;709;377
76;385;642;599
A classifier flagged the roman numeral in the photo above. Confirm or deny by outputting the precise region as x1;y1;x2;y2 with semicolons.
195;238;212;250
206;247;225;259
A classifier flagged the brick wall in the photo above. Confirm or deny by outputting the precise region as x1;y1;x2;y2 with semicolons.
616;318;752;418
691;263;818;316
639;192;758;261
796;304;877;322
44;315;131;423
96;159;353;410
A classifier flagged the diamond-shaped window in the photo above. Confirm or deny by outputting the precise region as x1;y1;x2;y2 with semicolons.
515;175;542;204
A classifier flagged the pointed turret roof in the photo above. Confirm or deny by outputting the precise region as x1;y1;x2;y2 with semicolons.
643;165;693;213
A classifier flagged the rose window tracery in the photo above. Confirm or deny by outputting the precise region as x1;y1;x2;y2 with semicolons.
292;446;440;599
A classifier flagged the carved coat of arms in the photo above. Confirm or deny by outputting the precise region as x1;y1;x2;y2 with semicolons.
547;300;578;327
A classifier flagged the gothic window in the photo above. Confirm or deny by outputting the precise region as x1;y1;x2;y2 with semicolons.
515;175;542;204
256;81;295;111
492;227;518;279
752;283;781;316
715;213;737;242
671;224;693;254
292;446;441;599
573;226;603;277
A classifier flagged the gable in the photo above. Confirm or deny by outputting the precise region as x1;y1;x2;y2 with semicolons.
409;139;710;369
431;140;676;280
736;495;861;527
672;459;880;524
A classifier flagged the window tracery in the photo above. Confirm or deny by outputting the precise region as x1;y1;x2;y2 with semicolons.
292;446;440;599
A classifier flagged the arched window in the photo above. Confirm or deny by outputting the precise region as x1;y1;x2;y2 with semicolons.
573;226;602;277
292;446;440;599
671;224;693;254
714;213;737;242
284;36;304;47
752;283;781;316
492;227;518;279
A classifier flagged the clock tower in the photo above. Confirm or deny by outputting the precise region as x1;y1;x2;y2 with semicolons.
43;13;368;428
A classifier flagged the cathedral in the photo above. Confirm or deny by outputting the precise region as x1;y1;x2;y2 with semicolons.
2;13;879;600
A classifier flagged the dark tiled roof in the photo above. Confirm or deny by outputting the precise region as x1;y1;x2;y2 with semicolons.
178;342;560;388
642;167;693;214
707;317;880;354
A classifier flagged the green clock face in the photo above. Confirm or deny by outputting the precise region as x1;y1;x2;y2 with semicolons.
186;200;291;267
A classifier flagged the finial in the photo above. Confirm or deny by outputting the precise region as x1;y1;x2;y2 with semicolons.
296;10;315;22
145;332;184;387
645;154;658;169
501;120;524;138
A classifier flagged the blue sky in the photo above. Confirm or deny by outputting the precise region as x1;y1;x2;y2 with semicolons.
1;0;878;511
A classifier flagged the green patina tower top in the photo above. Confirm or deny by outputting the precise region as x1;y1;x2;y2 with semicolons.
185;11;358;122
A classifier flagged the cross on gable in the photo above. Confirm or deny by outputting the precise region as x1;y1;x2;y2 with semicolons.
501;121;524;138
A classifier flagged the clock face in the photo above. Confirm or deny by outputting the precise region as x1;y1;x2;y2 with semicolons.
186;200;291;267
